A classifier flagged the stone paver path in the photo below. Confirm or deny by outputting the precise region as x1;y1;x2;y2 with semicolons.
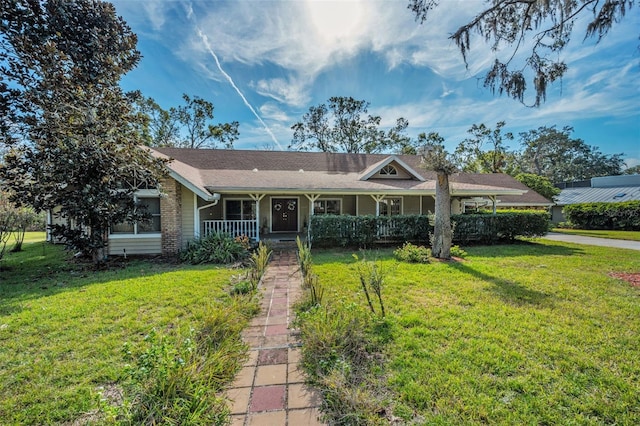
227;250;325;426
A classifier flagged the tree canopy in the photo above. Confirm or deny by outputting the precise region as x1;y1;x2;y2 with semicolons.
409;0;635;106
290;96;410;153
454;121;514;173
0;0;167;263
134;94;239;149
517;125;624;182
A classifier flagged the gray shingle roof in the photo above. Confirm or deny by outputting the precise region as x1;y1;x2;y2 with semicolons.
150;148;550;205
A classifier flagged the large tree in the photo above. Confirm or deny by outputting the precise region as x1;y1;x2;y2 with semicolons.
517;125;624;182
514;173;560;201
0;0;167;263
290;96;410;153
409;0;635;106
134;94;239;149
454;121;514;173
418;132;457;259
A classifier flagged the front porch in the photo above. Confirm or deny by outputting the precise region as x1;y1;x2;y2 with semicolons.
202;220;307;245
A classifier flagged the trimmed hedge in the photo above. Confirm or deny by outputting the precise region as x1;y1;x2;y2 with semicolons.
309;215;429;248
563;201;640;230
452;212;550;244
310;212;550;247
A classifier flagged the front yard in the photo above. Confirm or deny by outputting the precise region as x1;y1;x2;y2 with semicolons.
1;234;638;424
307;241;640;424
0;233;250;424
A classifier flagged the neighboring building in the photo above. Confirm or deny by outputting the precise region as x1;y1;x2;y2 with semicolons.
50;148;550;256
552;175;640;223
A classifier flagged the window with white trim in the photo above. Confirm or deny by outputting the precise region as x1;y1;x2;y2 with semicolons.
111;195;161;234
225;199;256;220
378;198;402;216
313;199;341;215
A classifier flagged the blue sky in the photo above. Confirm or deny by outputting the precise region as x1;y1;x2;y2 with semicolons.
112;0;640;168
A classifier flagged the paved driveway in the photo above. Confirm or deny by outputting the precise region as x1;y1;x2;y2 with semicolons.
542;232;640;251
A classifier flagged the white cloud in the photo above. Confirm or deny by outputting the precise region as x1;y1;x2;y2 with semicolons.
252;77;311;107
259;102;291;122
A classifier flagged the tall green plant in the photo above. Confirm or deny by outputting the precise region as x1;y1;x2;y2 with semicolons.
353;254;387;318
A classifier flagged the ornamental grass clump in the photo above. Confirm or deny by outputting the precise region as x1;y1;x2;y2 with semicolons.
120;296;257;425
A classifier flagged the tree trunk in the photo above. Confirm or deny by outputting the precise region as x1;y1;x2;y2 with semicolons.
432;172;452;259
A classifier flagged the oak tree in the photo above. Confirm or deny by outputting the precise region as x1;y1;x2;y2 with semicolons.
409;0;635;106
518;125;624;182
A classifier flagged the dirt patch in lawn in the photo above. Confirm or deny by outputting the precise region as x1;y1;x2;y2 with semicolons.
610;272;640;288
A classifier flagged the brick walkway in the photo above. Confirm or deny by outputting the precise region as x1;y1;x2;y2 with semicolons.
227;250;325;426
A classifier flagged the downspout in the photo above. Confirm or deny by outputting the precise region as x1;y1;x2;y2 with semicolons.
196;193;221;238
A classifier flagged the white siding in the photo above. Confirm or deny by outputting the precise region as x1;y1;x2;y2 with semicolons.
108;236;162;255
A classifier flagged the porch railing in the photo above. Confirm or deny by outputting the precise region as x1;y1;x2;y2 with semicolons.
202;220;258;240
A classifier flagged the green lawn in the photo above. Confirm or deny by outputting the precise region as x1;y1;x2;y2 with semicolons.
552;228;640;242
0;233;241;424
310;241;640;424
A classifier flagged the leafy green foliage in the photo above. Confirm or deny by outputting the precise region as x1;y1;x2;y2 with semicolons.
563;201;640;231
454;121;513;173
452;212;550;244
179;232;249;264
514;172;560;201
517;126;624;182
393;242;431;263
310;214;430;248
0;0;167;263
289;96;410;153
449;245;467;258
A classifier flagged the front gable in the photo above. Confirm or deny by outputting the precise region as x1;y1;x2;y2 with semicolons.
358;155;426;182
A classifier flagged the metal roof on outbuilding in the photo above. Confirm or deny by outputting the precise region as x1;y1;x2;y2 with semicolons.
556;185;640;205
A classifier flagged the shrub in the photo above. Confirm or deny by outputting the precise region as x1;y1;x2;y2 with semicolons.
450;245;467;258
393;242;431;263
180;232;248;264
311;212;548;247
310;215;429;248
452;211;550;244
563;201;640;230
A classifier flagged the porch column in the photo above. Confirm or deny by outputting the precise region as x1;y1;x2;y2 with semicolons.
304;193;321;217
489;195;497;214
370;195;385;216
249;194;266;241
304;194;320;241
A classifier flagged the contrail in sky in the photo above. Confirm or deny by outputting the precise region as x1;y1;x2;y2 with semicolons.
185;4;283;149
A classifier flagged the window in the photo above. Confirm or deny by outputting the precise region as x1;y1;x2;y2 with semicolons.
378;198;402;216
226;200;256;220
379;165;398;176
314;199;341;215
111;195;161;235
137;197;161;233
